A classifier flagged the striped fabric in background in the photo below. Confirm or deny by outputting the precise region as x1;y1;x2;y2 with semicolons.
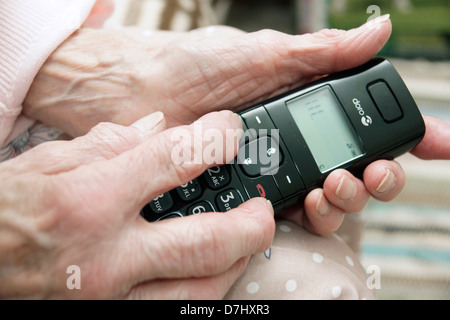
360;59;450;300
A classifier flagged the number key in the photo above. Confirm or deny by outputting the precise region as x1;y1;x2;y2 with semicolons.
176;179;202;201
188;201;215;215
149;193;173;214
203;166;230;190
216;189;243;212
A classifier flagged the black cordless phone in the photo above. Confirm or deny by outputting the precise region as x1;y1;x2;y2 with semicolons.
141;58;426;222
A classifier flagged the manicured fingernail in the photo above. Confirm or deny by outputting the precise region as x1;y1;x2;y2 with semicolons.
131;111;164;136
316;192;330;216
335;175;357;201
376;169;397;193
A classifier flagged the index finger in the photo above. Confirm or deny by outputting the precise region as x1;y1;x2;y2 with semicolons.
59;110;243;217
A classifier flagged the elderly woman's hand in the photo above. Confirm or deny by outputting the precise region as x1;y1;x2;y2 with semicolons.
0;110;277;299
22;16;410;235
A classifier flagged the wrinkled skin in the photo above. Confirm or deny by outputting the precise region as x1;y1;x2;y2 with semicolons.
24;19;401;235
1;17;448;299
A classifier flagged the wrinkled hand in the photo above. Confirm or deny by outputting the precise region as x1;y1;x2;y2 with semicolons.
24;18;393;134
23;16;415;235
2;113;449;300
0;111;276;299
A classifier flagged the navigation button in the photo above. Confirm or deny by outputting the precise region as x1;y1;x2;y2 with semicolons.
237;136;283;177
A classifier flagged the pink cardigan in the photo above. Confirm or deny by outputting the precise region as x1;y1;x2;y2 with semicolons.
0;0;113;148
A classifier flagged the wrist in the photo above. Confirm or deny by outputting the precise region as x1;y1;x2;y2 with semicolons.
23;28;155;137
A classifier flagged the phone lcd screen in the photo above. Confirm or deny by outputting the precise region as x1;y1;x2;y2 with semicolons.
286;86;365;173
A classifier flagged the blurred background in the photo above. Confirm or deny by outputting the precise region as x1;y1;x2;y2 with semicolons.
104;0;450;299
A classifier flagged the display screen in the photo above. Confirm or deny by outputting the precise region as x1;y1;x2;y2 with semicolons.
286;86;364;173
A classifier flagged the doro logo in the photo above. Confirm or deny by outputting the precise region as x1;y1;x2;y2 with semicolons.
353;98;372;127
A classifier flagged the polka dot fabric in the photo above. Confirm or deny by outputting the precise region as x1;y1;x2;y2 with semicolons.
225;220;375;300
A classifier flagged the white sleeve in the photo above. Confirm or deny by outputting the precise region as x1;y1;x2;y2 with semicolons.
0;0;97;146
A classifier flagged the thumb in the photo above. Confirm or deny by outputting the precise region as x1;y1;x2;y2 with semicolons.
283;14;393;78
121;197;275;287
195;16;392;115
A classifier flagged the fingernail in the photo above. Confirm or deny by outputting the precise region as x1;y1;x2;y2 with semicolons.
365;14;390;29
335;175;357;201
266;199;275;216
131;111;165;136
231;113;243;130
373;14;390;24
316;192;330;216
376;169;397;193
